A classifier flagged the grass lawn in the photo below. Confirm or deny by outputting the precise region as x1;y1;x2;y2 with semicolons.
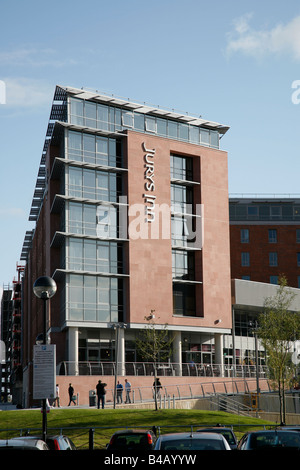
0;408;275;450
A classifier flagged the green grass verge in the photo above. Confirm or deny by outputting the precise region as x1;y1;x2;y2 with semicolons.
0;408;275;450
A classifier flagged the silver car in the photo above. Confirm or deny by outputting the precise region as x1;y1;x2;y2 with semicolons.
0;438;49;450
154;432;231;450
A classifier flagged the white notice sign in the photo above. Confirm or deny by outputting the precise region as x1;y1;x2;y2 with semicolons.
33;344;56;400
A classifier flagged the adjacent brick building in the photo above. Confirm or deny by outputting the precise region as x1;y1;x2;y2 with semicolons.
229;197;300;287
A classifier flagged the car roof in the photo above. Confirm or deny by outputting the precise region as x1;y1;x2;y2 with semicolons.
197;427;234;432
112;429;154;435
0;438;48;449
158;432;225;440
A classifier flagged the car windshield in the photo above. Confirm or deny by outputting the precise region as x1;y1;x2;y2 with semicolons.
200;429;235;445
161;438;225;451
249;431;300;449
111;433;152;449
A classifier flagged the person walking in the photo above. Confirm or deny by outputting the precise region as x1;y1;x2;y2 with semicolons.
116;381;123;404
153;378;162;399
96;380;107;409
68;383;76;406
125;378;131;404
54;384;60;407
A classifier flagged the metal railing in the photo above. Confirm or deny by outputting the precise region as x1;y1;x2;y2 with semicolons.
70;378;271;409
57;361;268;379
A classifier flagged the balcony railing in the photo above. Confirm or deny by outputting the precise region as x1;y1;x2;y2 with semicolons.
57;361;268;379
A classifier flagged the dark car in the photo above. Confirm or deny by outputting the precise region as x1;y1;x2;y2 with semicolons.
197;427;238;450
238;430;300;450
107;429;157;451
15;434;76;450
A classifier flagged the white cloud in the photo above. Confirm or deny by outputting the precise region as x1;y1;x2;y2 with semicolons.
226;14;300;60
0;46;77;68
4;78;54;108
0;206;26;218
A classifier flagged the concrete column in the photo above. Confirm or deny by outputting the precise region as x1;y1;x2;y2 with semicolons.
214;333;224;377
68;327;79;376
172;331;182;376
117;327;126;376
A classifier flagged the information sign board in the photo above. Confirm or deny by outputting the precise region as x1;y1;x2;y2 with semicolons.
33;344;56;400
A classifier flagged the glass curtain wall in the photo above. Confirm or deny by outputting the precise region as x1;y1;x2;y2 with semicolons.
171;155;197;317
69;97;220;149
63;128;125;323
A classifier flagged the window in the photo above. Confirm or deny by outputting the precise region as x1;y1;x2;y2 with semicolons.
68;202;97;236
268;229;277;243
189;126;200;144
122;110;133;128
96;204;117;238
294;206;300;219
171;214;194;247
269;252;278;266
270;276;278;285
172;250;195;280
297;229;300;243
68;131;82;161
68;238;122;274
170;155;193;181
247;206;258;218
297;253;300;267
85;101;97;128
70;98;83;126
171;184;193;213
200;128;210;145
240;229;249;243
173;284;196;316
270;206;281;219
145;116;156;133
241;252;250;267
134;112;144;131
168;120;178;138
67;274;121;322
157;118;167;136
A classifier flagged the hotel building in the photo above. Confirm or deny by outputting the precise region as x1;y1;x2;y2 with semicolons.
20;86;232;405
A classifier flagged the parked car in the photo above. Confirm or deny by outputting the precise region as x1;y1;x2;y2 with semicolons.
197;427;238;450
154;432;231;450
15;434;76;450
0;438;49;450
278;426;300;433
44;435;76;450
107;429;157;451
238;430;300;450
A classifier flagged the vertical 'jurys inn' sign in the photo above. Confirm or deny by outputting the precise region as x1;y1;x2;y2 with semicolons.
143;142;156;222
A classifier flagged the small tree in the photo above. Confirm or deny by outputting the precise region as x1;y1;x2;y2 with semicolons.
257;276;300;424
136;311;173;410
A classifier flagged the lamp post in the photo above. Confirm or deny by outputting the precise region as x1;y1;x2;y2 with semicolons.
249;319;260;413
33;276;57;442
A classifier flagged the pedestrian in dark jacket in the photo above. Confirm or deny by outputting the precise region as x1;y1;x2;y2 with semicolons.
96;380;107;409
68;383;76;406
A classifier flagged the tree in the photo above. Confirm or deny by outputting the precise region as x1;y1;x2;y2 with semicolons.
257;276;300;424
136;311;173;411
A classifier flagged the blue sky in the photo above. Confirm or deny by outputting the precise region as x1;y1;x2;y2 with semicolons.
1;0;300;290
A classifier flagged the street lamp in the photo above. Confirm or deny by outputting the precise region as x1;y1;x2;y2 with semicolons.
249;319;260;413
33;276;57;442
